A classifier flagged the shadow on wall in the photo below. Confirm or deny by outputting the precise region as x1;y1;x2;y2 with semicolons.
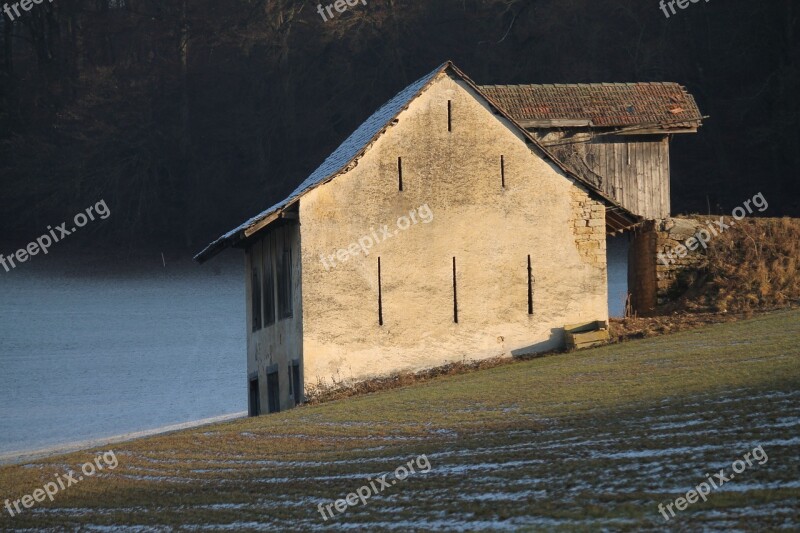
510;328;564;357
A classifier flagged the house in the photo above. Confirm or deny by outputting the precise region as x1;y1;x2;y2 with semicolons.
195;61;701;414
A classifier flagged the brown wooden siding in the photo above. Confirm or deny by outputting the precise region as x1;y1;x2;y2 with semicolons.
532;131;671;220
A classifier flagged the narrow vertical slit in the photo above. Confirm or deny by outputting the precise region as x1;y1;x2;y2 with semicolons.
527;255;534;315
501;155;506;188
452;257;458;324
398;157;403;191
447;100;452;132
378;257;384;326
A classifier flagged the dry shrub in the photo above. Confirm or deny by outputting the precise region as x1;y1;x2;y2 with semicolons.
671;217;800;313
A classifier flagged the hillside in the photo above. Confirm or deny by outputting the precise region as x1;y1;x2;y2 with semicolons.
0;309;798;530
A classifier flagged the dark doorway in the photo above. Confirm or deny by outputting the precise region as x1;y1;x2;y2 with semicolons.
607;234;630;318
267;370;280;413
248;376;260;417
291;360;302;406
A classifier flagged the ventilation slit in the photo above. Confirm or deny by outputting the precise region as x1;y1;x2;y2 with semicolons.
452;257;458;324
447;100;452;132
398;157;403;191
378;257;384;326
528;255;534;315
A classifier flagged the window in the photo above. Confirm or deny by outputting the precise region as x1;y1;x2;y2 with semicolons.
263;240;276;326
278;243;293;319
266;369;280;414
251;256;262;332
248;375;260;417
292;360;302;405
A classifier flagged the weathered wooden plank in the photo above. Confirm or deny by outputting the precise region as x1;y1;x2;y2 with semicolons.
635;141;648;218
522;119;592;128
615;142;630;214
618;127;697;135
664;139;670;216
568;135;671;220
566;327;610;350
564;320;608;333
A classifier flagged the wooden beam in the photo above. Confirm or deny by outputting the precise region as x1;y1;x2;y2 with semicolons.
244;209;299;238
520;118;592;128
618;127;698;135
244;212;281;238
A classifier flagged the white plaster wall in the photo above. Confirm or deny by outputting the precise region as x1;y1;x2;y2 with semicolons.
298;72;607;389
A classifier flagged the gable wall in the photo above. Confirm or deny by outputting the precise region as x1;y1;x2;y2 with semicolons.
298;72;608;391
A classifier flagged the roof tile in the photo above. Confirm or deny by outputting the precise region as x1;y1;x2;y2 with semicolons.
480;82;702;128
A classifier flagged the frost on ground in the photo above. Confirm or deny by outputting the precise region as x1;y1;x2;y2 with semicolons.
2;310;798;531
5;387;798;531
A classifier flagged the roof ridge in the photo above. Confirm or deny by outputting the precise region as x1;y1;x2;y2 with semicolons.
478;81;686;88
196;62;644;263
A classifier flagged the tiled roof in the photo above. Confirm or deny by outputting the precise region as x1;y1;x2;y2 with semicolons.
479;83;702;128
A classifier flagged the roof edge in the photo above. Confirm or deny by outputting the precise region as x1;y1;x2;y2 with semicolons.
194;61;452;263
196;60;642;263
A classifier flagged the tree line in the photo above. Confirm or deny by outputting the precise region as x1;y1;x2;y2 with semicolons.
1;0;797;249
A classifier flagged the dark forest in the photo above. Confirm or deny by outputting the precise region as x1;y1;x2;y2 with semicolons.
1;0;797;249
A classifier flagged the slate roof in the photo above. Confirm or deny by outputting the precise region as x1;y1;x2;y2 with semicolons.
195;62;643;263
479;83;703;129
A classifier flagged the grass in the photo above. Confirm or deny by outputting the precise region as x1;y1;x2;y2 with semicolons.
1;308;799;530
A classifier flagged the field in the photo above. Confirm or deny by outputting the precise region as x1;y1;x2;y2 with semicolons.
1;309;799;531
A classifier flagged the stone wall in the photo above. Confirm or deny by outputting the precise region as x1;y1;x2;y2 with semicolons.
570;188;607;266
654;218;708;305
